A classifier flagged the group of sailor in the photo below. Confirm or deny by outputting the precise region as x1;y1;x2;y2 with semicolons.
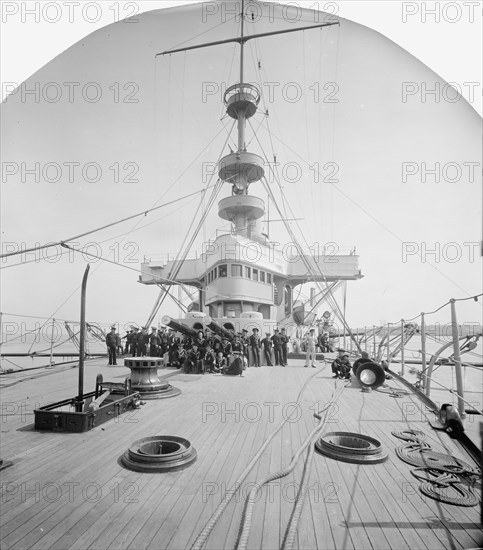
106;325;300;375
107;324;341;376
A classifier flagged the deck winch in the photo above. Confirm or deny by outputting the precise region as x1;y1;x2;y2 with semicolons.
124;357;181;399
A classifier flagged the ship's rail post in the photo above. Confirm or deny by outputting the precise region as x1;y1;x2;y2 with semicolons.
400;319;405;376
420;312;427;393
386;322;391;367
450;298;466;420
372;325;376;358
364;326;367;352
49;318;55;367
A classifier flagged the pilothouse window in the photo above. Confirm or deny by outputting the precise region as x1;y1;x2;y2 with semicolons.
219;264;227;277
252;269;258;282
231;264;242;277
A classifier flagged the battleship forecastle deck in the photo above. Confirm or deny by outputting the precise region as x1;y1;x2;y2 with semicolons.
1;357;481;550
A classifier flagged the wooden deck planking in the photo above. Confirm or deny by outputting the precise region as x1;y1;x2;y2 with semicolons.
260;392;285;549
214;368;307;550
363;417;478;550
191;370;285;549
117;378;247;549
298;376;360;550
379;423;482;548
1;360;481;550
344;385;461;550
0;434;143;546
293;399;320;550
78;416;226;549
60;394;224;550
166;399;259;550
216;380;286;550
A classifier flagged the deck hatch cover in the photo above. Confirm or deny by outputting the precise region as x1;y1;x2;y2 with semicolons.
121;435;197;472
315;431;388;464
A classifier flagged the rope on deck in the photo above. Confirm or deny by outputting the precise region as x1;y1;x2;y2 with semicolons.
190;365;329;550
235;382;348;550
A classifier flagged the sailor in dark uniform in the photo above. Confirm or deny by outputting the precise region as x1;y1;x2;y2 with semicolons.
241;329;249;363
214;351;227;373
212;335;223;356
130;327;139;357
203;345;216;373
106;326;118;365
331;349;351;379
224;335;244;376
280;328;289;366
222;338;232;359
122;329;133;355
184;344;202;374
271;328;283;366
249;328;261;367
261;332;273;366
137;327;149;357
149;327;161;356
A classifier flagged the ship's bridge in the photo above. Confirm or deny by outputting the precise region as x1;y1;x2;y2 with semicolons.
140;233;362;320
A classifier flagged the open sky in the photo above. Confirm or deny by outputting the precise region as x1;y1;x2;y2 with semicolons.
1;0;481;340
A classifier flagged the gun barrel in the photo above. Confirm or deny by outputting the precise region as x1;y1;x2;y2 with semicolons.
206;319;234;341
162;316;199;339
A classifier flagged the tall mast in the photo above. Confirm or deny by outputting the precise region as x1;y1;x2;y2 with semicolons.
156;7;340;235
240;0;245;85
238;0;245;152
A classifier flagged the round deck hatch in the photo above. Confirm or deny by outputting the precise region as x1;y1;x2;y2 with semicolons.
121;436;197;472
315;431;388;464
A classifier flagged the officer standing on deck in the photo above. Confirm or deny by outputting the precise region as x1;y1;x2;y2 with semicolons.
106;326;118;366
271;328;284;366
280;328;289;366
137;327;149;357
261;332;273;366
149;327;161;356
304;328;317;368
241;329;249;364
130;327;139;356
249;327;261;367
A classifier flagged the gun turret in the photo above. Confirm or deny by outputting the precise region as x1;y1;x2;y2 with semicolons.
162;316;199;339
206;319;235;341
